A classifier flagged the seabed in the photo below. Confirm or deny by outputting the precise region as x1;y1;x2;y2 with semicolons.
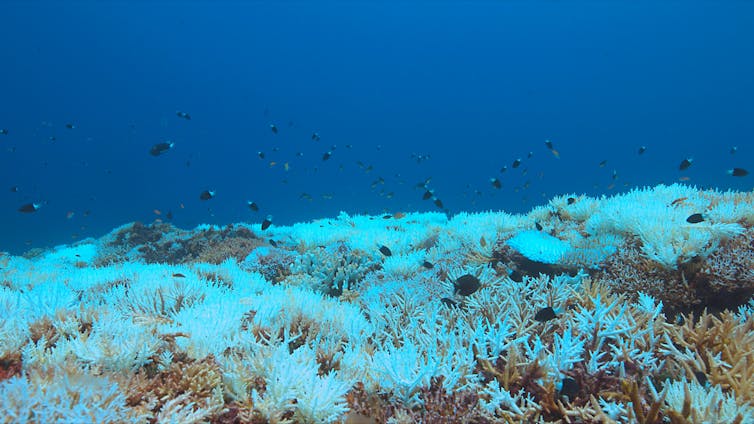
1;183;753;423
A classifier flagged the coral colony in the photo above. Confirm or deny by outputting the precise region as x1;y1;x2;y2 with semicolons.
2;183;754;423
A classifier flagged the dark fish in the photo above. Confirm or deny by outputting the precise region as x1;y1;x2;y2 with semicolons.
544;139;560;158
454;274;481;296
18;202;41;213
10;186;19;193
0;129;7;135
311;132;321;141
686;213;705;224
500;165;507;173
527;151;533;159
512;158;521;168
567;197;576;205
166;211;173;220
638;145;647;155
679;158;693;171
422;190;434;200
730;146;738;155
440;297;458;308
694;371;708;386
422;260;434;269
508;270;524;283
559;377;579;399
269;239;278;247
257;151;265;159
379;245;392;256
490;178;502;189
176;111;191;120
149;141;174;156
322;151;332;161
269;124;278;134
65;123;75;129
247;201;259;212
534;306;557;322
261;215;273;230
612;170;618;180
544;140;554;150
172;273;186;278
382;214;392;219
598;160;607;168
199;190;215;200
433;198;444;209
727;168;749;177
535;222;543;231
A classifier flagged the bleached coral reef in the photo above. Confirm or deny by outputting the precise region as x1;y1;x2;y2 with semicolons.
1;184;753;423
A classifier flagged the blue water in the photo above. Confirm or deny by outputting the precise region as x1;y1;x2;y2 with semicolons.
1;2;752;254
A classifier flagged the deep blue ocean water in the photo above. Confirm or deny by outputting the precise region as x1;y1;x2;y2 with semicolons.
1;1;752;254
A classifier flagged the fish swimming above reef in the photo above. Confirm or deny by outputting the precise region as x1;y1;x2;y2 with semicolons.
269;124;278;134
679;158;693;171
454;274;481;296
261;215;273;230
490;178;502;189
18;202;42;213
534;306;558;322
176;111;191;120
686;213;705;224
149;141;174;156
199;190;215;201
727;168;749;177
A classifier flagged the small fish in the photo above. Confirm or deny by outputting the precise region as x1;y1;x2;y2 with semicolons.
433;198;444;209
379;245;392;256
0;129;8;135
269;239;278;247
18;202;42;213
534;306;557;322
311;132;321;141
727;168;749;177
638;145;647;155
567;197;576;205
730;146;738;155
166;211;173;220
694;371;708;386
611;169;618;180
172;273;186;278
149;141;174;156
598;160;607;168
261;215;273;230
500;165;507;173
9;186;19;193
257;151;265;159
199;190;215;200
153;209;162;216
679;158;693;171
490;178;502;189
269;124;278;134
247;201;259;212
454;274;481;296
558;377;579;399
66;211;75;219
176;111;191;120
544;139;561;158
440;297;458;308
422;260;434;269
512;158;521;168
535;222;543;231
422;190;434;200
65;123;75;129
527;151;533;159
679;176;691;181
322;151;332;161
686;213;705;224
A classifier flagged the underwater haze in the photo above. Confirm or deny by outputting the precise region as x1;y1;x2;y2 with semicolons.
1;1;753;254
